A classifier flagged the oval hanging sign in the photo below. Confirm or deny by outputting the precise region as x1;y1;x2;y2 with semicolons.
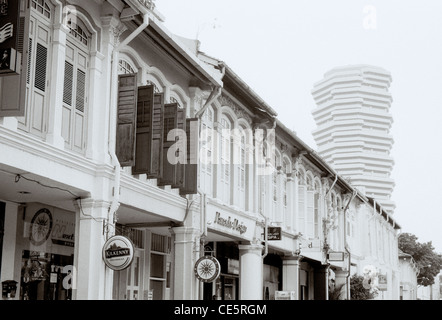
194;256;221;283
102;235;134;271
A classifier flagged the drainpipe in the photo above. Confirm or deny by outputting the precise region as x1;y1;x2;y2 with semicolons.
108;14;150;228
194;77;223;301
343;189;357;299
196;63;224;238
326;174;338;197
195;86;222;119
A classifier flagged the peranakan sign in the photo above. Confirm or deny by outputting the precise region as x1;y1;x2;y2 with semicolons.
0;0;21;75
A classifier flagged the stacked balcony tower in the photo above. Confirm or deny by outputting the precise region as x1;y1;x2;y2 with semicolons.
311;65;395;214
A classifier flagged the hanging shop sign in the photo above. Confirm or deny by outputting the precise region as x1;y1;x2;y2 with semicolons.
267;227;281;240
0;0;21;75
194;256;221;283
102;235;134;271
378;274;388;291
327;251;345;262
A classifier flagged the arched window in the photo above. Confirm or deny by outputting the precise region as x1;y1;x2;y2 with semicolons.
272;152;281;222
282;159;290;227
237;129;246;210
67;18;89;46
146;80;161;93
219;116;231;204
32;0;51;19
170;97;182;109
314;181;321;238
297;168;306;235
118;59;136;74
18;0;54;137
61;16;91;153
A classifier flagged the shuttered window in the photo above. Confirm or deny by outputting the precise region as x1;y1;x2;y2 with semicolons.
180;118;199;195
62;61;73;105
17;13;51;137
314;193;320;238
61;40;89;153
159;103;185;188
298;185;305;235
238;132;246;210
34;44;47;92
75;70;86;112
306;190;315;238
116;73;138;167
132;87;164;178
220;117;231;204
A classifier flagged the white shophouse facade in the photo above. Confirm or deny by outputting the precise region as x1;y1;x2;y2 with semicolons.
0;0;401;300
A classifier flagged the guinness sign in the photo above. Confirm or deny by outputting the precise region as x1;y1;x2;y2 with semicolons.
102;235;134;271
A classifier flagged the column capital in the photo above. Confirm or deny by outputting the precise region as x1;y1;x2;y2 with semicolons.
238;243;263;256
283;254;303;263
73;198;112;220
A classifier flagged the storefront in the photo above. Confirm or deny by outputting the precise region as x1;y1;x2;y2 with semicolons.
200;200;287;300
111;225;173;301
0;202;76;300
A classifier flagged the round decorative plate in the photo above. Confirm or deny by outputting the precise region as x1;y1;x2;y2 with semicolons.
194;256;221;283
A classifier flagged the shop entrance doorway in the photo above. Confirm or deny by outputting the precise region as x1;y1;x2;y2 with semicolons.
221;275;238;300
126;249;141;300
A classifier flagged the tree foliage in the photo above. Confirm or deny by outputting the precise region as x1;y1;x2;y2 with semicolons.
398;232;442;286
350;274;378;300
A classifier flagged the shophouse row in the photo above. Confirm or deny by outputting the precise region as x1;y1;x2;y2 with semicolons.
0;0;400;300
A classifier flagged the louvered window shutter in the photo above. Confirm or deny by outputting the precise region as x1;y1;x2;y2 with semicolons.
116;73;137;166
314;193;320;238
132;85;154;175
306;190;315;238
62;61;73;106
298;185;305;235
180;118;199;195
75;69;86;112
34;43;47;92
159;103;178;186
149;92;164;178
174;107;186;188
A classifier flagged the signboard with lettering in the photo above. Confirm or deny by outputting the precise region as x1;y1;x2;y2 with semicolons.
0;0;21;75
206;203;255;240
102;235;134;271
267;227;281;241
328;252;345;262
275;291;296;300
300;239;321;252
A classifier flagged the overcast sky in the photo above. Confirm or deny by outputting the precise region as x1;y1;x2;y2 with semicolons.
156;0;442;253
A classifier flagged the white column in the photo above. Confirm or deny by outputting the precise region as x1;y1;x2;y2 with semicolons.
334;270;349;300
286;174;295;230
171;227;200;300
45;23;67;148
239;244;263;300
85;50;105;161
73;198;111;300
282;255;302;300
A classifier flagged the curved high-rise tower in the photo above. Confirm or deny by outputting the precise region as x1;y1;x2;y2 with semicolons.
311;65;395;214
